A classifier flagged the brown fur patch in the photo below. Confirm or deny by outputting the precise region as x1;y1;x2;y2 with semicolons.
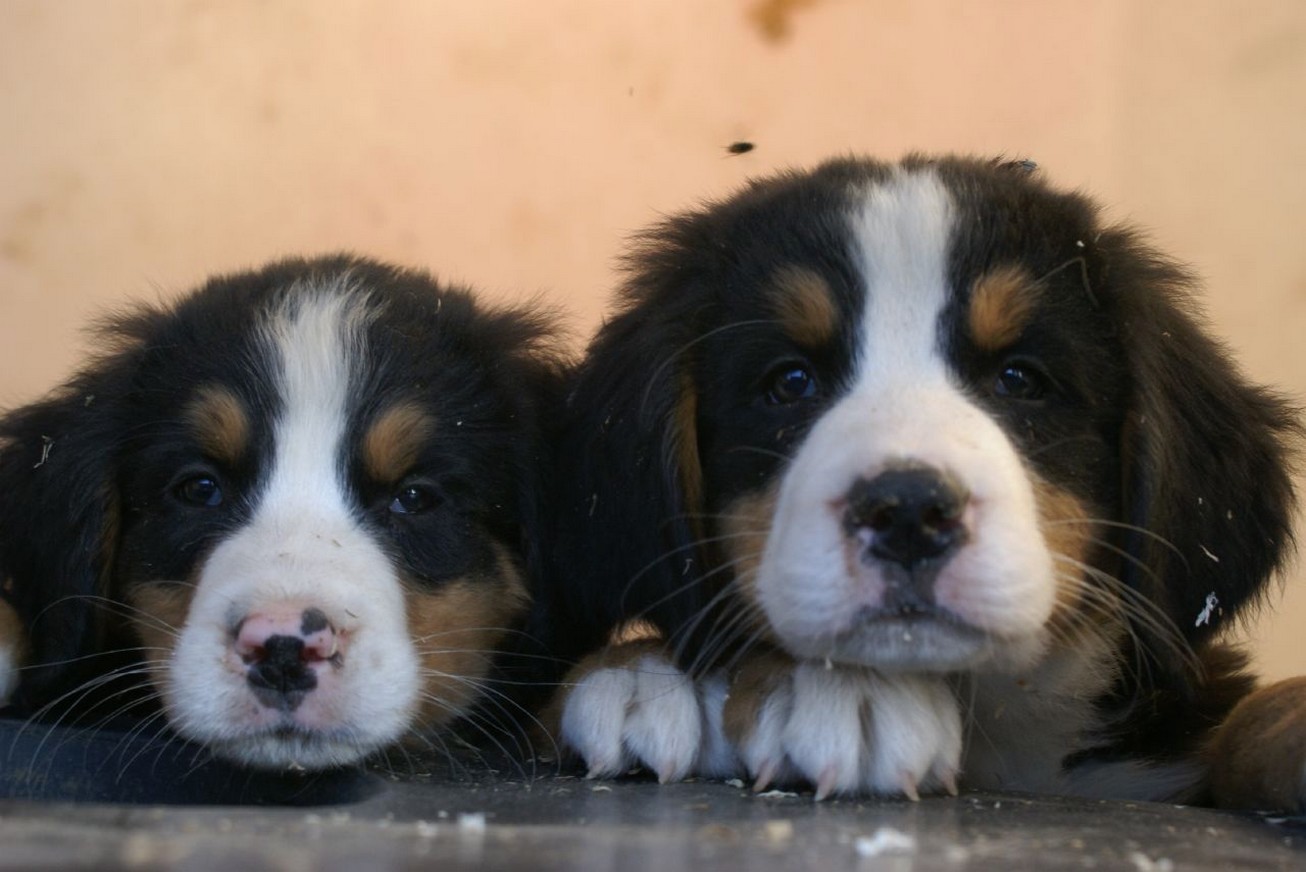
969;265;1042;351
672;373;704;531
766;265;839;348
126;583;195;690
717;485;780;621
404;546;530;730
186;385;250;467
0;596;28;670
609;619;661;645
1031;476;1113;640
362;403;435;484
1209;676;1306;812
722;648;794;746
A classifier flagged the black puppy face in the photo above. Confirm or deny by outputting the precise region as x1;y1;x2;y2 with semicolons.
552;156;1297;686
0;256;559;769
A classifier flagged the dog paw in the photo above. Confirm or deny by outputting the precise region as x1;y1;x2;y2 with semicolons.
722;652;962;800
1209;676;1306;813
556;641;731;783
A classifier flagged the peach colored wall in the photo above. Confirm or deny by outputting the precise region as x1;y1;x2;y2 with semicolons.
2;0;1303;679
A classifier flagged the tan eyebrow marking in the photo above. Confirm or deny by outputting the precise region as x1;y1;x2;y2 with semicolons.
362;403;435;483
185;385;251;466
969;265;1044;351
766;264;839;347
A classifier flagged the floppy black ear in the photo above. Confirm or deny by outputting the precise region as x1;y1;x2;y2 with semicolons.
1108;231;1300;683
0;338;140;711
540;258;714;668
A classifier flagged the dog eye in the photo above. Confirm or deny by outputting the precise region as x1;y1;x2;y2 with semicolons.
176;475;224;508
994;362;1046;401
389;485;438;515
765;365;818;405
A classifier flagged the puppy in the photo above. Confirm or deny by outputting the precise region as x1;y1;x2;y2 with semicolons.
544;155;1304;809
0;255;561;770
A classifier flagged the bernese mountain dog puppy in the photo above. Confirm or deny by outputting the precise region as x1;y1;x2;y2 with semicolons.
0;255;561;770
544;155;1305;810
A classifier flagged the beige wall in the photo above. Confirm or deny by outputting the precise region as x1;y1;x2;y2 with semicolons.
2;0;1302;679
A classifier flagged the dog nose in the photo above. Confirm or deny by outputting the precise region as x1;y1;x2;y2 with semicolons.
234;607;340;711
843;467;968;570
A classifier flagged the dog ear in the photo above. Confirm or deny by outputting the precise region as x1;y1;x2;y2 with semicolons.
0;325;144;711
541;242;714;667
1108;231;1300;684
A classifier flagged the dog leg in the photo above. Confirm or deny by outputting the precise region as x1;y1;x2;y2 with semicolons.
1208;677;1306;812
722;650;962;800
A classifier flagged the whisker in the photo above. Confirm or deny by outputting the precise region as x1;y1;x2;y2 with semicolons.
638;319;775;420
1043;517;1188;565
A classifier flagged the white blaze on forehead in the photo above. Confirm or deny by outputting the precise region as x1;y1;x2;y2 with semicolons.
261;282;370;515
850;168;954;384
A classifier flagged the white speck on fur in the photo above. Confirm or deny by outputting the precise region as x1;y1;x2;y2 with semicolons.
32;435;53;469
1195;593;1220;627
1199;545;1220;563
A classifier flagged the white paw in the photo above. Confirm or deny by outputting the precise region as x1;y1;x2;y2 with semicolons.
725;657;962;800
559;650;719;783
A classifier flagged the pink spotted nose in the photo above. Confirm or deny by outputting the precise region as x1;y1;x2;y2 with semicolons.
233;606;343;711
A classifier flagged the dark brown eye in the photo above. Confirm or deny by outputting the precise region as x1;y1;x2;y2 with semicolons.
994;363;1046;401
389;485;437;515
176;475;223;508
766;365;817;405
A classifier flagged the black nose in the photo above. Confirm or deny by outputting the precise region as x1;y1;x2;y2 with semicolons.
843;468;968;570
246;635;319;711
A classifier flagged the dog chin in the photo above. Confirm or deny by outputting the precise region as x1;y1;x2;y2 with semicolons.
779;616;1040;673
205;726;384;771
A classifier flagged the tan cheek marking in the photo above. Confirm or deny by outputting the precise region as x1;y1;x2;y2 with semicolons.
363;403;436;485
405;547;529;729
767;265;839;348
969;265;1042;352
672;374;704;534
1031;477;1111;637
186;386;251;467
717;485;779;619
722;648;794;746
126;584;195;689
0;595;28;669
